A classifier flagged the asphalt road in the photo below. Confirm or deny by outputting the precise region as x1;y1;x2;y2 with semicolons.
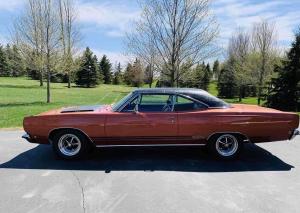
0;131;300;213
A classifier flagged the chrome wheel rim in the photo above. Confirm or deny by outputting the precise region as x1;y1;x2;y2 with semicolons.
215;134;238;157
58;134;81;157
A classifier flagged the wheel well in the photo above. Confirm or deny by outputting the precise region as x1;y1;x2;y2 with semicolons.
207;132;249;143
48;128;95;146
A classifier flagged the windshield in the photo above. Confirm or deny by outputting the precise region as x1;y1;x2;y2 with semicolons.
112;92;134;111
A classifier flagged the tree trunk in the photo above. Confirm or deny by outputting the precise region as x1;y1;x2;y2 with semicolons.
39;71;43;86
46;53;51;103
47;70;50;103
239;86;242;102
68;71;71;88
257;86;261;105
257;58;265;106
170;71;175;87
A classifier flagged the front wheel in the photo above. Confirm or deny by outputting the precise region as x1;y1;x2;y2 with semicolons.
208;134;243;160
52;130;90;160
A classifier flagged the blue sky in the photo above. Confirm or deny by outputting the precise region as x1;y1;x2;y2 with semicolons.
0;0;300;64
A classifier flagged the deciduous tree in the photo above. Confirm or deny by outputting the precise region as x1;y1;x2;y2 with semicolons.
0;45;9;76
58;0;80;88
252;20;277;105
127;0;219;87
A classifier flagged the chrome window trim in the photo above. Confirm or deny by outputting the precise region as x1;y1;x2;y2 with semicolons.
138;93;175;113
119;93;176;113
116;93;140;112
115;91;229;113
174;94;209;112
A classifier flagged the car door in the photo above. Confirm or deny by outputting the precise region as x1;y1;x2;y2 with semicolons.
174;95;209;144
105;94;178;145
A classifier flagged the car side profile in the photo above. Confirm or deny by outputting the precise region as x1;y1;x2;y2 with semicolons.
22;88;299;160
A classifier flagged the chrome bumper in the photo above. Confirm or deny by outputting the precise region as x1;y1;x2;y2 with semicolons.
22;133;35;143
290;129;300;140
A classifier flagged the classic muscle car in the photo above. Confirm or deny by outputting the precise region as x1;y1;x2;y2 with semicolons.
22;88;299;160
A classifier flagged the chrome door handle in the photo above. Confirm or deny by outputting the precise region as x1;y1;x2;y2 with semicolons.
169;117;176;123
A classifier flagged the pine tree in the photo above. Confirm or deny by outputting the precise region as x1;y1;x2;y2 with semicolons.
212;60;220;80
202;63;211;90
123;63;134;85
194;63;204;88
75;47;98;88
113;62;122;85
131;58;144;87
0;45;9;77
266;30;300;111
6;45;25;77
99;55;112;84
217;60;238;98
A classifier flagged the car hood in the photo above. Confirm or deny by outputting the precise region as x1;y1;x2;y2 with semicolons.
38;105;112;116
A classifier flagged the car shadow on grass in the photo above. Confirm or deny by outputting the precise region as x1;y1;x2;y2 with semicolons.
0;143;293;173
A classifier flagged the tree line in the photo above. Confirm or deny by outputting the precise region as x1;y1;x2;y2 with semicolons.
215;21;299;111
0;0;298;111
75;47;148;88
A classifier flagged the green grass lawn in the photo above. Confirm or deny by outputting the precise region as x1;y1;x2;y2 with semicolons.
0;77;298;128
0;77;132;128
208;81;259;105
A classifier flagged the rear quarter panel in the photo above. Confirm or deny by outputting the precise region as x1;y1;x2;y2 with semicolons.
177;109;299;143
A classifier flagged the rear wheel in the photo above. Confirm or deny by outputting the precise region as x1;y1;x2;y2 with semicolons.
208;134;243;160
52;130;90;160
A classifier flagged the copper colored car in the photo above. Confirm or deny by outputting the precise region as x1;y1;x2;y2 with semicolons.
22;88;299;160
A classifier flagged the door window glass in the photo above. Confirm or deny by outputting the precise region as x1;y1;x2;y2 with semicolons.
174;96;206;111
139;94;173;112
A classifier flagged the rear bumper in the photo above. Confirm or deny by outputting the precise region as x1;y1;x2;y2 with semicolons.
289;129;300;140
22;133;36;143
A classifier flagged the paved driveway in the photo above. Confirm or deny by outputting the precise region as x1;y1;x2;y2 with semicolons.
0;131;299;213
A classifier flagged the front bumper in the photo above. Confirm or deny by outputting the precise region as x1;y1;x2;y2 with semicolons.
22;133;36;143
290;129;300;140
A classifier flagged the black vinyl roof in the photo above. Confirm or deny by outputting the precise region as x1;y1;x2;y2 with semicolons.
133;88;229;108
133;88;206;94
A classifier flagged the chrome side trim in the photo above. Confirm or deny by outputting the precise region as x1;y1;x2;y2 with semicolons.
290;129;299;140
96;144;206;148
48;127;95;145
207;132;250;142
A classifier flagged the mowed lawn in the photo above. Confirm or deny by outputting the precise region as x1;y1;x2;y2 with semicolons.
0;77;132;128
208;81;259;105
0;77;298;128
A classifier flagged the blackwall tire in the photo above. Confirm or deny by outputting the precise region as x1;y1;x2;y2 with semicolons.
208;134;243;160
52;130;90;160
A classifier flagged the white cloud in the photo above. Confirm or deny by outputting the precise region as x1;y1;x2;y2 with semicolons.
93;49;133;67
213;0;300;47
77;1;140;37
0;0;25;11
